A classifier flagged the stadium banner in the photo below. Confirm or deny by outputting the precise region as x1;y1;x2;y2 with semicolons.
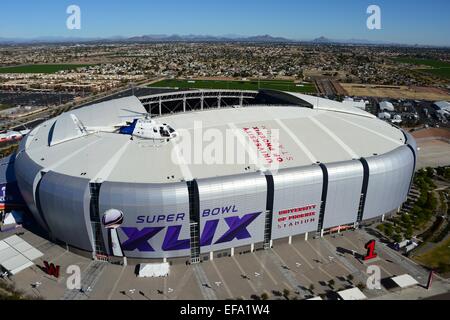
198;173;267;253
271;166;322;240
99;181;191;259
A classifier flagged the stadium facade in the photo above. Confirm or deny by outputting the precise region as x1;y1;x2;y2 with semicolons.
13;91;417;263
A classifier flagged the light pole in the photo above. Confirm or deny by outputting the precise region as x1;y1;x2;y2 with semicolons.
31;281;42;297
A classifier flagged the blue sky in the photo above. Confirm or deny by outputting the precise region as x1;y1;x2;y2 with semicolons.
0;0;449;46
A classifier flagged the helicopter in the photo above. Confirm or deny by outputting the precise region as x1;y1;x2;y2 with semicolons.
118;112;178;141
69;109;178;141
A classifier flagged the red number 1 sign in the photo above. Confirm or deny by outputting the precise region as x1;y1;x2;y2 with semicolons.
364;240;378;261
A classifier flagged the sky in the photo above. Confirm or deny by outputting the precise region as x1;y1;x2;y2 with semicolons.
0;0;449;46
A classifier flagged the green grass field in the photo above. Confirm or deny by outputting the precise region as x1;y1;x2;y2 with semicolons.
0;64;93;74
393;57;450;80
415;237;450;273
149;79;316;93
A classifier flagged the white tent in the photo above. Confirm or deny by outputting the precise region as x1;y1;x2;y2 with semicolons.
138;263;170;278
307;296;323;300
337;287;367;300
0;235;43;275
343;98;368;110
391;274;419;289
3;211;24;226
380;101;395;112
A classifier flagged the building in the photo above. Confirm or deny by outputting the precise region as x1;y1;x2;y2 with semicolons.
13;92;417;263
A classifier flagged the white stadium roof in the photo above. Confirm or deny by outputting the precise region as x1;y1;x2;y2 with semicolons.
22;93;406;184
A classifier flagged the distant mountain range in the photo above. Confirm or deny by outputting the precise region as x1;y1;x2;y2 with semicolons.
0;34;445;47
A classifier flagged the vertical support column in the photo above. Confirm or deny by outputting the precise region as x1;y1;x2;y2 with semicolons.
210;251;214;261
230;247;235;257
317;163;328;236
187;180;201;264
264;174;274;250
305;232;308;241
217;94;221;109
201;93;204;110
357;158;370;223
89;182;108;259
159;97;162;116
183;96;186;113
381;214;385;222
288;236;292;245
239;93;244;107
250;243;255;253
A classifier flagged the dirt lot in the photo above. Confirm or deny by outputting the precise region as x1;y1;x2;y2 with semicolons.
341;83;450;101
412;128;450;140
415;140;450;169
411;128;450;169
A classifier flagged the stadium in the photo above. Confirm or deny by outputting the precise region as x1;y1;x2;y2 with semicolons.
11;89;417;264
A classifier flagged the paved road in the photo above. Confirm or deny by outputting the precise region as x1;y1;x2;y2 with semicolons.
192;264;218;300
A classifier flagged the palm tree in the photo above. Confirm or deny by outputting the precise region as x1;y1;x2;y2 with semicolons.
309;284;315;293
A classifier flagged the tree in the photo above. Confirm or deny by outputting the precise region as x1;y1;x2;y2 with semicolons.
328;280;335;288
393;233;403;243
282;289;291;299
309;284;315;292
357;283;366;290
384;224;394;237
347;275;354;282
261;292;269;300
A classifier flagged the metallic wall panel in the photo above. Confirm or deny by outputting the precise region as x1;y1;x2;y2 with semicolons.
14;148;47;229
198;173;267;253
271;166;322;239
38;172;93;251
322;161;364;229
99;182;190;259
363;146;415;220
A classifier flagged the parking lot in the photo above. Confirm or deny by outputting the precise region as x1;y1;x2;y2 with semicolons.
1;226;448;300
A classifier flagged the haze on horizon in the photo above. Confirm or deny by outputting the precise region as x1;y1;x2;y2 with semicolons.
0;0;449;47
